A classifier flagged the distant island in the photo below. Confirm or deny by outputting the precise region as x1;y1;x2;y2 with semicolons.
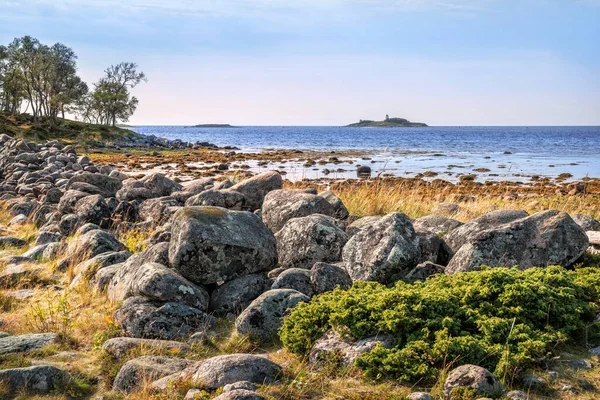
347;115;427;127
189;124;236;128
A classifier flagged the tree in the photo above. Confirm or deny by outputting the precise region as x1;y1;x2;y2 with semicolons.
96;62;146;126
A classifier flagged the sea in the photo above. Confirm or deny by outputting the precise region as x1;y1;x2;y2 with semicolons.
130;126;600;182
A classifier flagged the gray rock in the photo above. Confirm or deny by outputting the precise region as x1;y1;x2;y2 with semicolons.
185;189;246;210
57;190;89;214
271;268;314;297
142;173;183;197
345;216;382;238
223;381;257;392
0;264;42;287
413;215;462;237
443;364;503;398
568;359;593;370
230;171;282;211
505;390;532;400
71;250;131;284
261;190;336;233
235;289;309;342
108;262;209;311
342;212;420;283
309;330;393;369
310;262;353;294
91;263;122;291
444;210;529;253
213;390;266;400
66;172;122;197
116;186;155;202
407;392;435;400
404;262;445;281
34;230;63;246
102;337;190;358
417;230;451;265
59;229;126;271
138;196;181;223
189;354;282;389
8;214;27;226
0;333;57;355
0;236;27;248
169;206;277;286
42;241;67;260
446;210;589;274
74;194;110;226
113;355;192;394
58;213;81;236
209;273;272;315
0;365;71;395
181;178;214;194
275;214;348;270
43;187;63;204
432;202;461;216
22;244;50;260
115;296;216;340
571;214;600;231
318;191;349;219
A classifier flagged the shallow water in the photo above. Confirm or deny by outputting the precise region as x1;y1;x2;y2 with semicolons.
131;126;600;181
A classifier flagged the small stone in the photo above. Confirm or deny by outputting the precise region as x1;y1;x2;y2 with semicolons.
223;381;257;392
568;359;592;370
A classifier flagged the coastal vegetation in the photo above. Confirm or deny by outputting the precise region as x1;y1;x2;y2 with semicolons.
0;36;146;130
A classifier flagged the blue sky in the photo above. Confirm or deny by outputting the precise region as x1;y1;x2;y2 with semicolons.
1;0;599;125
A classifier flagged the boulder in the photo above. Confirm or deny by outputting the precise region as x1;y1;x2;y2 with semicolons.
209;273;272;315
57;190;89;214
310;262;353;294
342;212;420;283
102;337;190;358
0;365;71;395
213;390;266;400
34;230;63;246
230;171;282;211
235;289;309;342
115;296;216;340
108;262;210;311
169;207;277;285
446;210;589;274
407;393;435;400
271;268;314;297
91;263;122;291
0;333;57;355
444;210;529;253
66;172;122;197
0;236;27;248
142;173;183;197
223;381;257;392
443;364;503;398
275;214;348;269
181;177;214;194
345;216;382;238
309;330;393;368
185;189;246;210
571;214;600;231
73;194;110;226
58;213;81;235
412;214;463;236
59;229;126;270
318;191;349;219
187;354;282;389
70;250;131;284
113;355;192;394
416;231;452;265
261;190;336;233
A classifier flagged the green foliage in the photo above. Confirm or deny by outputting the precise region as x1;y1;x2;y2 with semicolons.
280;266;600;383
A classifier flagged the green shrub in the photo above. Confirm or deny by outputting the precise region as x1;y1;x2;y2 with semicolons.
280;266;600;383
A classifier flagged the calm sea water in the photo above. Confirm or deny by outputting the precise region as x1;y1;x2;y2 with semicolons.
131;126;600;181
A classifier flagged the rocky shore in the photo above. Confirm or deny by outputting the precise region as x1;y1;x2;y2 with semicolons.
0;136;600;399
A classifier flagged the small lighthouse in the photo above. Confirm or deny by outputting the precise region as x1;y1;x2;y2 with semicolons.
385;114;390;121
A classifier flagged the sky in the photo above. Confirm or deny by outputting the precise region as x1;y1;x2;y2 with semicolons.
1;0;599;126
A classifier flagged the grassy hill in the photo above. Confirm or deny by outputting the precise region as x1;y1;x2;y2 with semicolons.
0;111;141;144
347;117;428;127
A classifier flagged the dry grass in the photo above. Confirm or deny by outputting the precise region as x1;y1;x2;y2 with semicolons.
286;178;600;221
116;226;155;254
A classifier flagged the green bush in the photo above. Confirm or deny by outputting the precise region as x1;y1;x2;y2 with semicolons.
280;266;600;383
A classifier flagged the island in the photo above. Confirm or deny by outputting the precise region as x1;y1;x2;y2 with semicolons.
189;124;236;128
346;115;427;127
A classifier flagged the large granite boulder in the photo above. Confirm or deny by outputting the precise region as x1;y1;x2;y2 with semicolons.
318;191;349;219
342;212;420;283
185;189;246;210
309;330;393;368
571;213;600;231
115;296;216;340
108;262;210;311
275;214;348;269
169;207;277;285
230;171;282;211
73;194;111;226
58;229;126;270
142;173;183;197
261;190;336;233
446;210;589;274
0;333;57;355
271;268;314;297
235;289;309;342
209;273;272;316
66;172;122;197
444;210;529;253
